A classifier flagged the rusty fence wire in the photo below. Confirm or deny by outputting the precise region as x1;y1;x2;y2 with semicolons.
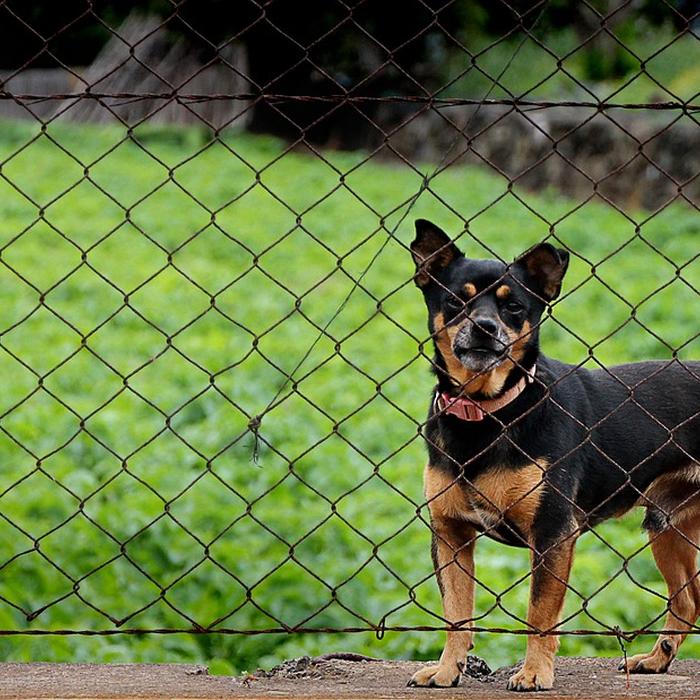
1;0;700;666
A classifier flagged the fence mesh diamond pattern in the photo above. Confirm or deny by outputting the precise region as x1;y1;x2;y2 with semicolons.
1;0;700;672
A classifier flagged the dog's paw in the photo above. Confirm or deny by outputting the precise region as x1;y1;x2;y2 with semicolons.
407;663;461;688
618;646;673;674
506;665;554;692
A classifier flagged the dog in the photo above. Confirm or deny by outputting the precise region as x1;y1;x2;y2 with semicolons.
405;219;700;691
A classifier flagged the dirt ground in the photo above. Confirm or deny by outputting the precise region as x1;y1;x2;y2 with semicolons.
2;655;700;699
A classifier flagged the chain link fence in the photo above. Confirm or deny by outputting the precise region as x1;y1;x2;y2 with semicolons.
1;0;700;675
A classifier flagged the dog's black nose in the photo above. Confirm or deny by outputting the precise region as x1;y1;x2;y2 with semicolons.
472;316;499;337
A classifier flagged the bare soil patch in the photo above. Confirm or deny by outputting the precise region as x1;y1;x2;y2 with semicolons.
1;655;700;698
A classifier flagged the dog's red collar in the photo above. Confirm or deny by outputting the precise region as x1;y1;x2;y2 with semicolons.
435;364;537;422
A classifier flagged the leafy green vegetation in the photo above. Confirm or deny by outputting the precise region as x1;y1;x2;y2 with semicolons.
445;21;700;103
0;119;699;674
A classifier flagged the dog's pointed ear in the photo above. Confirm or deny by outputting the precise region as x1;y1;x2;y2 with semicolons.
516;243;569;301
410;219;462;288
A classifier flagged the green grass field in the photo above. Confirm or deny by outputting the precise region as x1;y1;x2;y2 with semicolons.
0;118;699;674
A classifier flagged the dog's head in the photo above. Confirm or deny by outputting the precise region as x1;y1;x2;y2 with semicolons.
410;218;569;397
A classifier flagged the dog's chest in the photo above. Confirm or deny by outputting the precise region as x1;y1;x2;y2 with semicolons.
424;461;548;539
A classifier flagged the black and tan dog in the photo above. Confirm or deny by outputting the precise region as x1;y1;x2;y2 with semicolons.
406;219;700;691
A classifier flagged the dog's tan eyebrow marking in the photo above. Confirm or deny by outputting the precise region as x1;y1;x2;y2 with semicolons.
496;284;511;299
463;282;477;298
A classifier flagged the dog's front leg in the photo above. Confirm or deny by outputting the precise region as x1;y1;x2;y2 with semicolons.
507;532;577;692
408;518;477;687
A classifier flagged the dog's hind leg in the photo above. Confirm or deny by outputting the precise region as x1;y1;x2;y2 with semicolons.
622;509;700;674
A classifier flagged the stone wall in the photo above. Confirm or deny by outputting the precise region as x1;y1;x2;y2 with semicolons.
373;102;700;210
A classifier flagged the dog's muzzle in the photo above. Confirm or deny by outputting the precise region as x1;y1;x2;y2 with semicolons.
452;318;509;372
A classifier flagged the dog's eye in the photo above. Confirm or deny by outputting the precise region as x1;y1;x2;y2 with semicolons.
444;296;464;311
504;301;524;314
